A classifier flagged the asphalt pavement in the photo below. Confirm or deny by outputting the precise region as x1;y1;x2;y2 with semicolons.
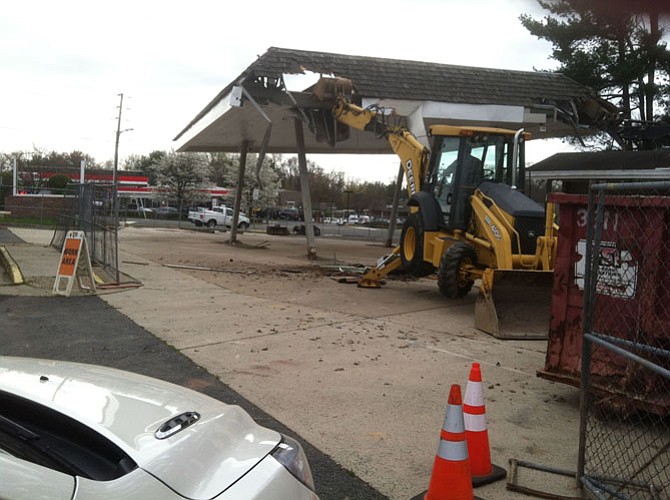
0;228;386;500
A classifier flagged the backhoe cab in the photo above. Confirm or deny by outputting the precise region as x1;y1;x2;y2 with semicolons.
312;77;557;339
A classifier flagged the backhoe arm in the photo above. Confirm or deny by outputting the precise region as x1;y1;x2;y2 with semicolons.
331;97;429;196
313;79;431;287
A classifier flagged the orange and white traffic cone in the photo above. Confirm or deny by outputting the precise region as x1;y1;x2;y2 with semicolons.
423;384;481;500
463;362;506;487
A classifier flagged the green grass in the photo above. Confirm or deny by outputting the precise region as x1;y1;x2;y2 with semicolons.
2;216;58;227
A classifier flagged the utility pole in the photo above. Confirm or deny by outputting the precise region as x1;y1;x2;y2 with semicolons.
113;93;123;186
113;93;134;184
112;93;132;284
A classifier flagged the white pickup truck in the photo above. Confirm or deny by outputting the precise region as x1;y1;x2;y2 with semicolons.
187;206;250;231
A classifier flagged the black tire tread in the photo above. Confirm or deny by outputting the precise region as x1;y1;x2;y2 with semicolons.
438;242;476;298
400;213;434;277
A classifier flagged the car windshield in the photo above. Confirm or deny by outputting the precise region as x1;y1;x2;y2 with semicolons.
0;390;136;480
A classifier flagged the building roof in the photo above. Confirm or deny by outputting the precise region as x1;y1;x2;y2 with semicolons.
528;150;670;180
174;47;617;155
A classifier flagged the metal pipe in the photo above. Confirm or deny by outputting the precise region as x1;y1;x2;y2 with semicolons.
581;476;630;500
507;459;582;500
511;459;576;478
511;128;524;189
578;187;599;483
463;232;493;251
592;332;670;359
585;332;670;380
590;180;670;192
12;158;17;196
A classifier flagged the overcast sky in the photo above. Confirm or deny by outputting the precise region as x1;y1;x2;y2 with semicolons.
2;0;578;182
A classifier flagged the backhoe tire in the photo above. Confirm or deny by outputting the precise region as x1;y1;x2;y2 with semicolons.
438;242;476;299
400;213;434;277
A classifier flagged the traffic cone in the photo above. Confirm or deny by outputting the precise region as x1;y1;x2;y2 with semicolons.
423;384;481;500
463;362;506;487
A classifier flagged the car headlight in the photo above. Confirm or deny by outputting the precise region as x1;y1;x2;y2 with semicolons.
270;435;315;492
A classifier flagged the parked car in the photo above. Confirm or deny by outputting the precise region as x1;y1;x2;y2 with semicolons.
292;224;321;236
187;206;250;231
155;206;178;215
276;208;300;221
0;357;318;499
126;203;153;214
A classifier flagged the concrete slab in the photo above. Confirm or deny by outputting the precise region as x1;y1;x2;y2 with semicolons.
0;243;60;296
3;227;584;499
183;319;579;499
106;258;354;350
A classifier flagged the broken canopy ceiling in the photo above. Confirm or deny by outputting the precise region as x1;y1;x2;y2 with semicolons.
174;47;617;155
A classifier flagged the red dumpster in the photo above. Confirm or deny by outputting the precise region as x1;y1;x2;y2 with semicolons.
537;193;670;415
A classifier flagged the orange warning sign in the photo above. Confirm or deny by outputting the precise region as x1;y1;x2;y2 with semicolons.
53;230;94;297
58;236;82;276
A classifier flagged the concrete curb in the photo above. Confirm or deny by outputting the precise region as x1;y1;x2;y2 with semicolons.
0;245;25;285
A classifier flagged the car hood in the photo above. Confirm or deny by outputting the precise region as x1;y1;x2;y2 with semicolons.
0;357;280;500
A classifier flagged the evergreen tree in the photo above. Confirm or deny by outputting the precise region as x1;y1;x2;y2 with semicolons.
520;0;670;149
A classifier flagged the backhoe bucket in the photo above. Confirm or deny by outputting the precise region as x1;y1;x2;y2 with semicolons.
312;77;354;101
474;269;554;340
310;78;355;146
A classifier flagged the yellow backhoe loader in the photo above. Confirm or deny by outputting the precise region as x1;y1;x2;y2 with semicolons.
313;77;557;339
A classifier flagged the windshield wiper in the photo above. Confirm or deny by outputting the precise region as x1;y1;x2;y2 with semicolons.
0;414;39;440
0;414;86;476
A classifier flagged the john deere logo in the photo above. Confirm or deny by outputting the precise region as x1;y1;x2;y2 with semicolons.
406;159;417;194
485;215;502;241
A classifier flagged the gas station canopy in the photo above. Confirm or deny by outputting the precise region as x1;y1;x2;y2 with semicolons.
174;47;617;156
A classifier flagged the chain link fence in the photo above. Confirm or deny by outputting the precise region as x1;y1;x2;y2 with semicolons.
51;183;120;283
578;181;670;499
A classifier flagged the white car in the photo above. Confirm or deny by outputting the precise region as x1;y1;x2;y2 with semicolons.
0;357;318;500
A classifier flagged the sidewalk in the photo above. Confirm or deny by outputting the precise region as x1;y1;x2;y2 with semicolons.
0;229;61;295
1;227;584;499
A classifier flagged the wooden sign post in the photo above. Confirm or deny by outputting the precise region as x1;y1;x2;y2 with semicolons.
53;230;96;296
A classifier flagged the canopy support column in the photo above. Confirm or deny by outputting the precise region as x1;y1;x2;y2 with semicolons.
230;139;248;244
293;118;317;259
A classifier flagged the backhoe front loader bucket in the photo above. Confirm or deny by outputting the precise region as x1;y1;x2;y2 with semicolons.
474;269;554;340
